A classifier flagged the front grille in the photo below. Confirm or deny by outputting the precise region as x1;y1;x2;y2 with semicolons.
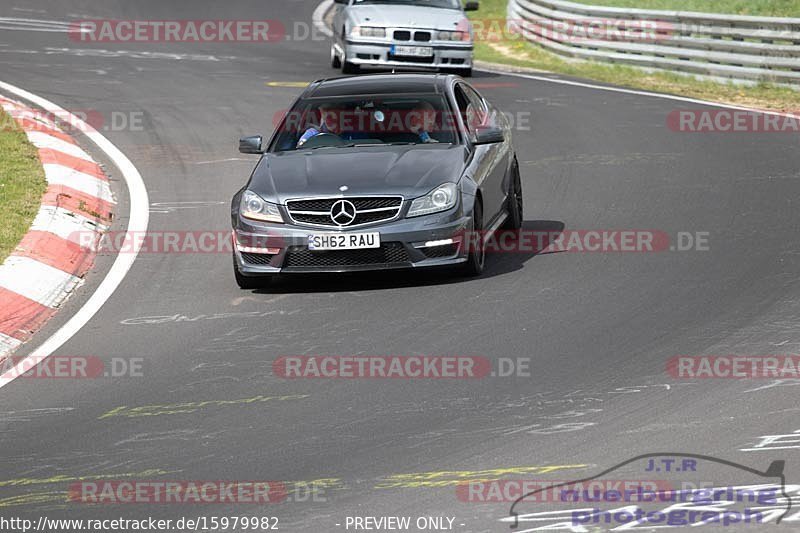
284;243;409;269
241;252;276;266
394;30;411;41
422;244;459;259
286;196;403;228
414;31;431;42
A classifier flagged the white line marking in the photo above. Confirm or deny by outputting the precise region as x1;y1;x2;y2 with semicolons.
0;80;149;389
311;0;797;118
312;0;334;38
476;66;800;118
26;131;93;161
44;163;115;203
29;205;107;243
0;256;83;308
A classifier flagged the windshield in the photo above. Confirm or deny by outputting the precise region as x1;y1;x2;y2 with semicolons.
271;94;459;152
352;0;462;9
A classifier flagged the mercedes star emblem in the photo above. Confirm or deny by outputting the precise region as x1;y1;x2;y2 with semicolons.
330;200;357;226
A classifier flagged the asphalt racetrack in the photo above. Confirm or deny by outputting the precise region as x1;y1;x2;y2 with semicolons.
0;1;799;531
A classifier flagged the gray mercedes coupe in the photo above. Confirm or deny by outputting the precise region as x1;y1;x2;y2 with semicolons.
231;74;523;288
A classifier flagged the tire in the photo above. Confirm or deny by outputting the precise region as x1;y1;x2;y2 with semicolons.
331;45;342;69
503;157;523;230
340;35;359;74
233;253;269;290
458;200;485;277
342;59;360;75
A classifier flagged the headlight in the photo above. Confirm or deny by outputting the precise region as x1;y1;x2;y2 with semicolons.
351;26;386;38
241;190;284;223
407;183;458;218
437;30;466;41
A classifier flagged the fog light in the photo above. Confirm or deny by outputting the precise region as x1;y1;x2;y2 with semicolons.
424;238;454;247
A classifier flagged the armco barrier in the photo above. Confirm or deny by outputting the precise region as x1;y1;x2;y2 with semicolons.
506;0;800;85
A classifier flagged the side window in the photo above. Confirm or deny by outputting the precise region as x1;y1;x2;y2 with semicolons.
462;85;489;132
454;84;478;141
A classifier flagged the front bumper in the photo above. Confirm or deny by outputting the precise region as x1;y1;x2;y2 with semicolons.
233;209;471;275
341;40;473;70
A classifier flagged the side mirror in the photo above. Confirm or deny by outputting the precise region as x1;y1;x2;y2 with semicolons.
473;126;504;144
464;1;479;11
239;135;264;154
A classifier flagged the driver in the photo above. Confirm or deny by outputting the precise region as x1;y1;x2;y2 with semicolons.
408;101;440;143
297;103;343;147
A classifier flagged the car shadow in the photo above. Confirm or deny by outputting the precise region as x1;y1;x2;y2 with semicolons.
248;220;565;294
483;219;566;277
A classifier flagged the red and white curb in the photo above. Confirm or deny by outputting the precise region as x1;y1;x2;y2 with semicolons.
0;95;115;362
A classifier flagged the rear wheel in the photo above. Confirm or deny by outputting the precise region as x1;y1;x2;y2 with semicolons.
503;157;523;230
458;200;485;277
233;253;270;290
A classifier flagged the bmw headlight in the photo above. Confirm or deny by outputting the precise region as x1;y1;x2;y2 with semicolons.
241;190;284;223
407;183;458;218
351;26;386;38
437;30;466;41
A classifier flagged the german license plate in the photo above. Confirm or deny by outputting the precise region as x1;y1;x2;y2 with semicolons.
392;45;433;57
307;232;380;251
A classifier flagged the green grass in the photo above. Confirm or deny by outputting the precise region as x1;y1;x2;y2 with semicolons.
569;0;800;18
469;0;800;112
0;107;47;265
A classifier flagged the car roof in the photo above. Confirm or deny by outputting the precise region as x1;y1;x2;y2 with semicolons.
303;73;451;98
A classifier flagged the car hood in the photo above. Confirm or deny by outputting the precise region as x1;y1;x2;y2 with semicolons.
348;5;467;32
249;145;468;204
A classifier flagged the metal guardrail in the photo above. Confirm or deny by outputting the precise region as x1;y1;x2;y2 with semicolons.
506;0;800;84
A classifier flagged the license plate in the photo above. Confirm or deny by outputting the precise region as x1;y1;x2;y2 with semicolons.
391;45;433;57
307;232;380;251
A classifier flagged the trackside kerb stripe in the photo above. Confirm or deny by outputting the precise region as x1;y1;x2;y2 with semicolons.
0;287;55;339
26;131;94;161
0;81;149;389
0;255;83;308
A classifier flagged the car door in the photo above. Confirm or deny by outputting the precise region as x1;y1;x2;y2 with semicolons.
458;82;510;227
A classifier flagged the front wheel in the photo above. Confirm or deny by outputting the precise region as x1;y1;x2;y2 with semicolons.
458;201;485;277
330;45;341;69
340;41;359;74
503;157;523;230
342;59;360;74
